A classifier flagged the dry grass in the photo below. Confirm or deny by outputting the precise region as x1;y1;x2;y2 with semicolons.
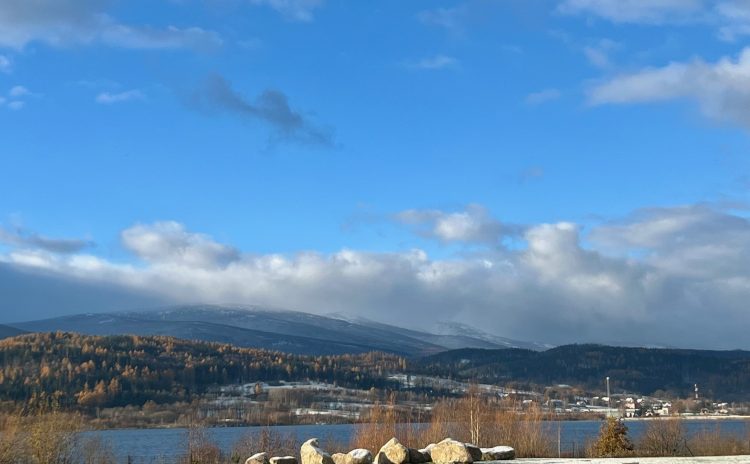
638;417;688;457
230;428;299;463
183;423;223;464
350;395;420;452
350;394;553;458
0;412;115;464
687;422;750;456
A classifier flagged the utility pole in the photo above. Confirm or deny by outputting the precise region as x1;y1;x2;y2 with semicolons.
606;376;611;416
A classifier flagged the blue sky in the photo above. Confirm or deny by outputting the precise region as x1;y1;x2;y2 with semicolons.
2;0;750;348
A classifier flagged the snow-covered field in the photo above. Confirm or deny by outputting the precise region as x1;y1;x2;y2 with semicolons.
513;457;750;463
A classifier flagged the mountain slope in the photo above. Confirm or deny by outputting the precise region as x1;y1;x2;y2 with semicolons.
0;324;25;340
6;305;546;356
11;312;412;356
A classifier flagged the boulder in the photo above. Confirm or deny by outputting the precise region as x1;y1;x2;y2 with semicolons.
374;438;409;464
334;449;373;464
479;446;515;461
408;448;428;464
464;444;482;462
418;444;435;462
429;439;473;464
333;453;350;464
348;449;374;464
246;452;270;464
271;457;299;464
301;439;335;464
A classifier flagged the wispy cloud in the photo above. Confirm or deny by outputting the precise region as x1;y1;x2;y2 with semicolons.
418;6;465;32
3;85;36;110
96;89;144;104
0;0;222;50
247;0;324;22
583;38;620;69
558;0;704;24
9;85;30;98
191;74;334;147
0;226;92;253
0;55;10;73
525;88;561;105
408;54;459;70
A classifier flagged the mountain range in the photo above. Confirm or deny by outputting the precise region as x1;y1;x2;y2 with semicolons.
3;305;548;356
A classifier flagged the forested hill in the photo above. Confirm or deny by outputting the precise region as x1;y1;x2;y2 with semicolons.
416;345;750;400
0;332;405;412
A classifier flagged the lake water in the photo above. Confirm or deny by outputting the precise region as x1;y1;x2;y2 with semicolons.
86;420;750;464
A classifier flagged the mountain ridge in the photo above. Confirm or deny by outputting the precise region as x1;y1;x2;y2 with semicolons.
5;304;547;356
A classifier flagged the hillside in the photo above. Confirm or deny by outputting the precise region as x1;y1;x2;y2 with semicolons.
6;305;547;356
0;332;404;412
0;324;25;340
416;345;750;400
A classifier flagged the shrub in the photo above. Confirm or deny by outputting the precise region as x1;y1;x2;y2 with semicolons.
638;418;687;456
589;417;633;458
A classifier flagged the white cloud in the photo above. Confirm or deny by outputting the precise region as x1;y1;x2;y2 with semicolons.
7;101;24;110
396;205;511;245
0;0;221;50
4;204;750;349
588;47;750;129
96;89;144;104
121;221;239;269
525;88;561;105
408;55;459;70
558;0;705;24
247;0;324;22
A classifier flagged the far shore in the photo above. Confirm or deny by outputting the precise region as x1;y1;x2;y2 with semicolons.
622;414;750;422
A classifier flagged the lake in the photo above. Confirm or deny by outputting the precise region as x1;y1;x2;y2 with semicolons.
86;419;750;464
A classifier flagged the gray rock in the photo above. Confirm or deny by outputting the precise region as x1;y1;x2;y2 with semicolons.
374;438;409;464
246;452;270;464
348;449;374;464
464;444;482;462
271;457;299;464
429;438;473;464
301;439;334;464
479;446;515;461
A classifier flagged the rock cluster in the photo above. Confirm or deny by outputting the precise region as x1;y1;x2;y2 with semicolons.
244;436;514;464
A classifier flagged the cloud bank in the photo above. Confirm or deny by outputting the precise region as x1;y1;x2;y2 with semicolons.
3;204;750;349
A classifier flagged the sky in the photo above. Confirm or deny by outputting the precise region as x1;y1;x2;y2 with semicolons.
2;0;750;349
